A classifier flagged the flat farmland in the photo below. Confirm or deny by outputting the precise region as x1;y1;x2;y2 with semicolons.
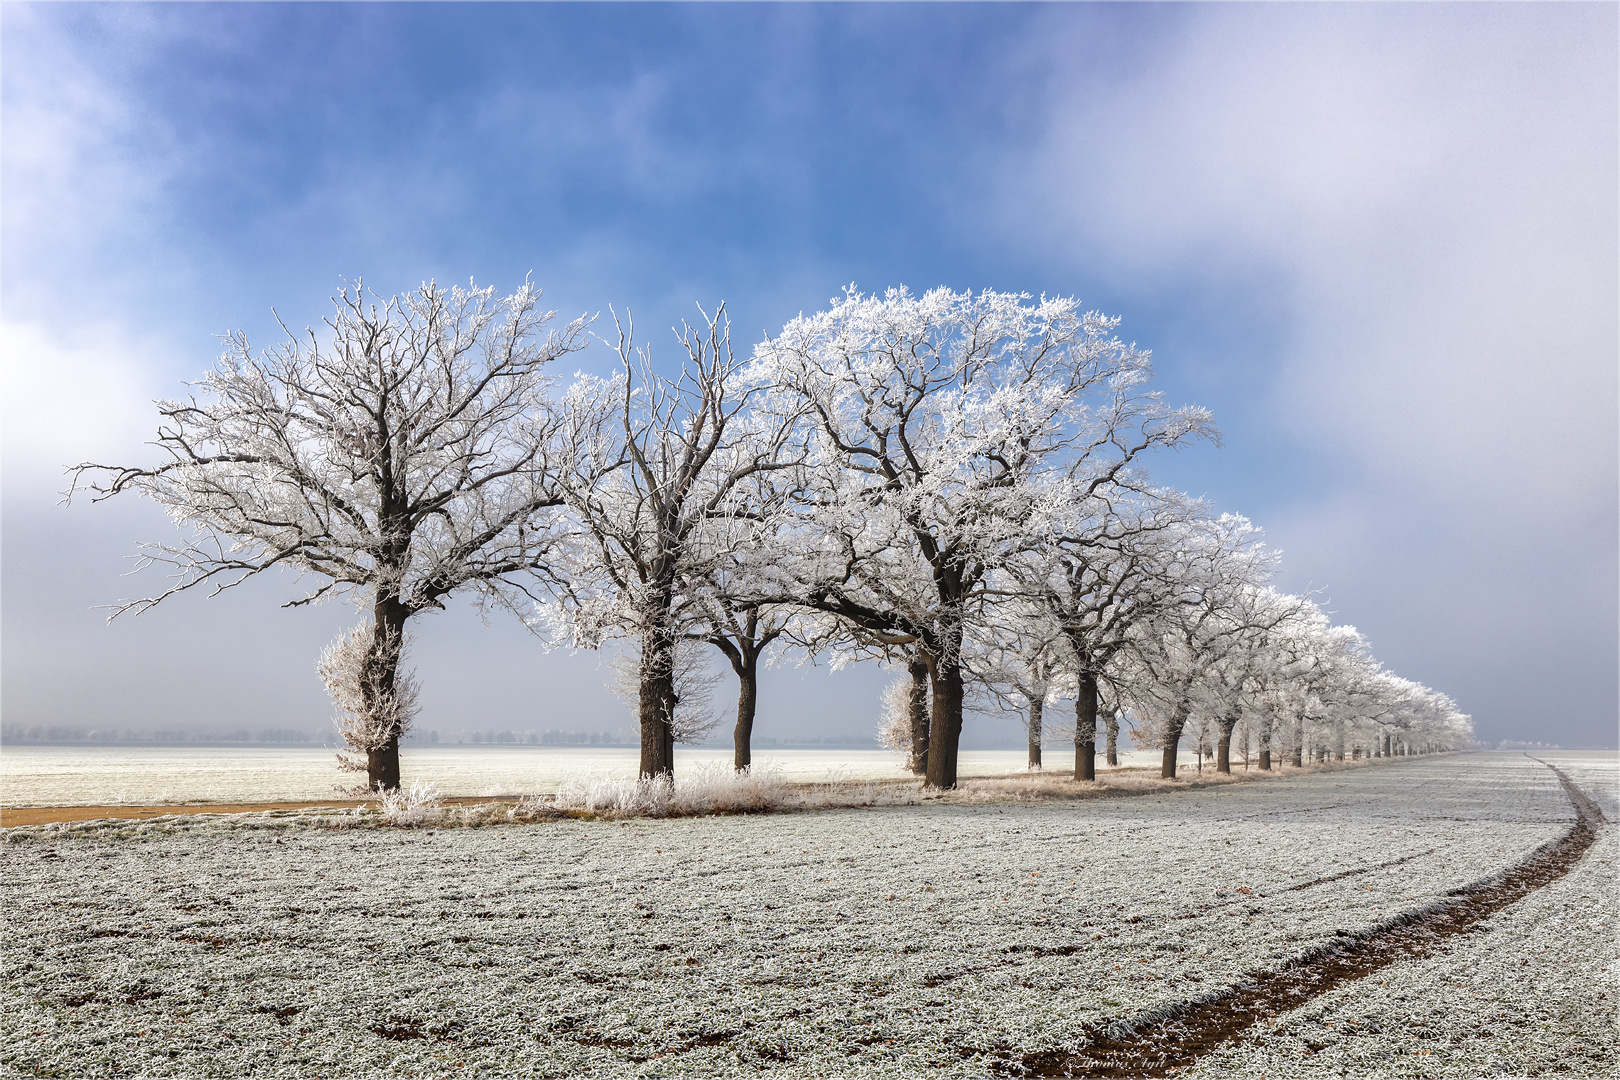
2;753;1614;1078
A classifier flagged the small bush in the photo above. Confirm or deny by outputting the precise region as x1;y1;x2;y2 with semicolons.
552;763;790;818
376;781;444;826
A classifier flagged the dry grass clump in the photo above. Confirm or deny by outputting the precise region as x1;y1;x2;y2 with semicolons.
549;762;793;818
539;764;932;819
374;780;444;825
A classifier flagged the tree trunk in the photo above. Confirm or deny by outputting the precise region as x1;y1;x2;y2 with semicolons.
1259;748;1272;771
1105;710;1119;767
924;650;964;790
710;608;779;775
366;743;401;793
1027;697;1043;770
1160;700;1189;779
1216;710;1239;774
361;594;410;792
639;609;677;780
907;655;931;777
1074;669;1098;782
732;652;757;772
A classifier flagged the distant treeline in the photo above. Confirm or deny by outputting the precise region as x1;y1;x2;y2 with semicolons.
432;731;1026;750
2;724;317;745
452;729;632;746
753;736;880;749
5;725;1019;752
430;731;891;749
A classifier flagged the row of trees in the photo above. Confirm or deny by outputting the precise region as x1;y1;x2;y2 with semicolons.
71;280;1470;792
952;544;1473;780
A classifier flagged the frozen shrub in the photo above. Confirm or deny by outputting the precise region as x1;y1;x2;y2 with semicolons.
553;762;789;817
876;676;914;756
376;780;443;826
320;622;421;778
553;776;665;816
681;762;791;812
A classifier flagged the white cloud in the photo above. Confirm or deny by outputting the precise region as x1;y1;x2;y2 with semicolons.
1;9;185;317
1004;4;1615;521
993;5;1617;737
1;321;171;499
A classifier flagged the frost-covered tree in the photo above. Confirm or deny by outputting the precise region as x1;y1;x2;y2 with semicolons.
1263;605;1372;767
1240;604;1317;771
1011;485;1197;781
547;306;802;779
691;594;792;771
899;650;933;775
1196;586;1305;773
680;449;823;772
317;620;423;776
69;280;592;791
1127;515;1278;778
1101;696;1124;766
752;286;1212;788
1384;681;1471;755
607;640;725;746
872;646;935;776
970;597;1065;770
876;655;934;774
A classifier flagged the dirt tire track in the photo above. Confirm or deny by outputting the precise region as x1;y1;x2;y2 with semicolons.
976;756;1606;1078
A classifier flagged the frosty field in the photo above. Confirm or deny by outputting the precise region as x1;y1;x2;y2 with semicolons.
2;752;1614;1079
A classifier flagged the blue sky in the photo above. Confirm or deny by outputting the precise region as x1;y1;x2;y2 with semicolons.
4;3;1616;749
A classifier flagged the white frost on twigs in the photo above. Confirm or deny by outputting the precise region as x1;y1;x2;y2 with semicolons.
375;780;444;826
317;621;420;772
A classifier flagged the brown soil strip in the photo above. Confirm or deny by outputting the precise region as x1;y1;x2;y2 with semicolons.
976;757;1606;1078
0;795;513;829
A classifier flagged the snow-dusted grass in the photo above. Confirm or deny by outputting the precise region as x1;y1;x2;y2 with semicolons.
1180;827;1618;1079
2;753;1612;1078
540;754;1336;819
1177;750;1620;1080
550;763;802;817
